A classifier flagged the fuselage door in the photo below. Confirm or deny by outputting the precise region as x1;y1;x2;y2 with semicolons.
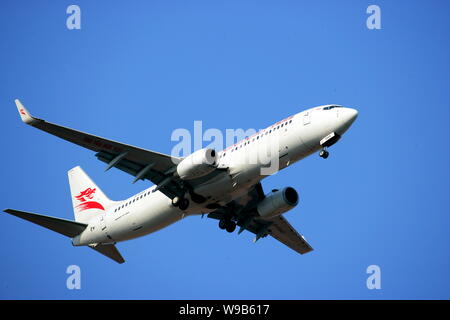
278;123;290;170
303;111;311;125
99;214;108;236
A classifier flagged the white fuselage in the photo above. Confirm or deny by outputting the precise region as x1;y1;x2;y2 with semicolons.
72;105;358;247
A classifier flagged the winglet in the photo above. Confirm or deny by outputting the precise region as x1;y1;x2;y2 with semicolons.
15;99;37;125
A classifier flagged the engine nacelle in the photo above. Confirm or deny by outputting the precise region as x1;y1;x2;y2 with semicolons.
257;187;299;219
176;148;218;180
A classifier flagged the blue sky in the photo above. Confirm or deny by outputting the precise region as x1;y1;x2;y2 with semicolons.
1;0;449;299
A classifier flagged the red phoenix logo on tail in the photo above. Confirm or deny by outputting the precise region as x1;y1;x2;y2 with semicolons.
75;188;96;202
75;188;105;212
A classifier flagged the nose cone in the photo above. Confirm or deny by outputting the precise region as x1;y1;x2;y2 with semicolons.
336;108;358;135
345;108;358;124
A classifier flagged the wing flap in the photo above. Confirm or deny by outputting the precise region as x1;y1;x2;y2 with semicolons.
95;151;178;198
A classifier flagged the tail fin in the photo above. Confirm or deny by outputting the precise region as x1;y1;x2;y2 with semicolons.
68;166;114;224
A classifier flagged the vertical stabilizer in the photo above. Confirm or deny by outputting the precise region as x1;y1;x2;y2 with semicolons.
68;166;114;223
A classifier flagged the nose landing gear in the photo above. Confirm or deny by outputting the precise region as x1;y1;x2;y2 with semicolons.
319;148;329;159
319;132;341;159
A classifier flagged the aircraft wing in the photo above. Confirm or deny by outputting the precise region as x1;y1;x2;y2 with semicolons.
207;183;313;255
264;215;313;254
14;99;186;199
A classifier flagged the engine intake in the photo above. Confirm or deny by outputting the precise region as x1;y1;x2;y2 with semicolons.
176;148;218;180
257;187;299;219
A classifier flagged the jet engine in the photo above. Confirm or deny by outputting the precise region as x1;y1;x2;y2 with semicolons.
257;187;299;219
176;148;218;180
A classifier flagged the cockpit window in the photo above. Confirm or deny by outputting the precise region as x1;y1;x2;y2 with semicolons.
323;105;342;110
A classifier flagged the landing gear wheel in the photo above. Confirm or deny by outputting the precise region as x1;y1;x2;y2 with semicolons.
225;221;236;233
319;149;329;159
178;198;190;211
171;196;181;207
219;219;227;230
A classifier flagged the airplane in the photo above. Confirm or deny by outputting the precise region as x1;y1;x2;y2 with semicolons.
4;99;358;263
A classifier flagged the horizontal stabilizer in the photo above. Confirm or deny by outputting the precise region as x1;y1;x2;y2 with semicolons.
3;209;87;238
90;243;125;264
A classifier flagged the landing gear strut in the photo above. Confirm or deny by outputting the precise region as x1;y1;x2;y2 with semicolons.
219;219;236;233
319;148;329;159
172;196;190;210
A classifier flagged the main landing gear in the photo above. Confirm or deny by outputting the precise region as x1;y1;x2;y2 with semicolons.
319;148;329;159
172;196;190;210
219;219;236;233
